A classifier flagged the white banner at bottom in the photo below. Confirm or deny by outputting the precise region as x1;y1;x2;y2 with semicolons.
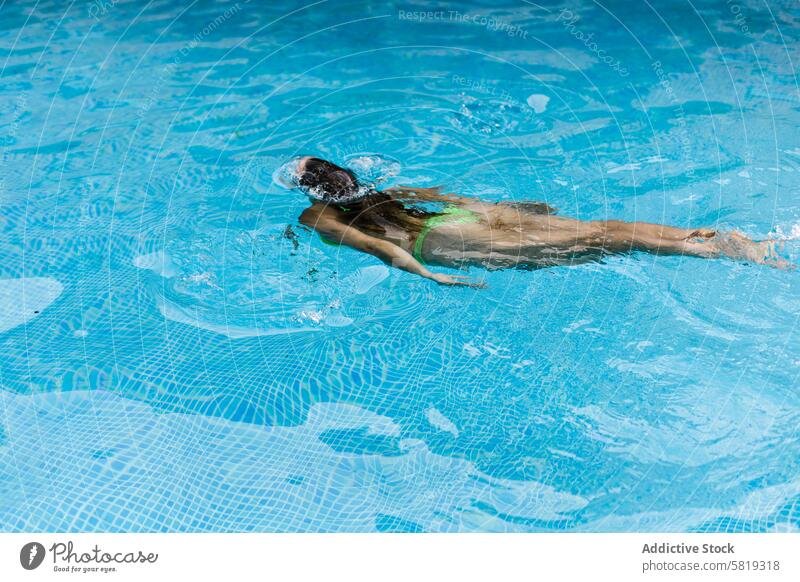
1;533;797;581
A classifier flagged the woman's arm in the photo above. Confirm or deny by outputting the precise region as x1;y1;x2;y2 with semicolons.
299;207;483;287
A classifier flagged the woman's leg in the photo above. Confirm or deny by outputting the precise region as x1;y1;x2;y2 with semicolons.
599;220;717;256
598;220;789;267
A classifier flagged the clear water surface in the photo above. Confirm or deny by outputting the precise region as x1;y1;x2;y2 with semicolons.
1;0;799;532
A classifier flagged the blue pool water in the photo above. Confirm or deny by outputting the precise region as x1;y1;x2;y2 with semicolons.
1;0;800;532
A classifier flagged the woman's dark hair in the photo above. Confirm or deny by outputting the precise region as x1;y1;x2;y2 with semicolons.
297;157;438;239
297;157;360;201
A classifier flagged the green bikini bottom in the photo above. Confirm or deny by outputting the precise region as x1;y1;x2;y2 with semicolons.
412;206;481;263
318;205;482;264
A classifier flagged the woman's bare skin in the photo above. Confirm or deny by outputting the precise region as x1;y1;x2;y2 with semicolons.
293;158;789;287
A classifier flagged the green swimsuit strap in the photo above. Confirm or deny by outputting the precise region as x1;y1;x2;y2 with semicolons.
413;206;481;263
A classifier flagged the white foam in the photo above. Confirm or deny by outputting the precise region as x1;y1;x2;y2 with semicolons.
425;407;460;437
133;251;178;278
157;296;318;339
770;222;800;241
526;93;550;113
0;277;63;334
349;265;389;295
606;162;641;175
324;314;354;327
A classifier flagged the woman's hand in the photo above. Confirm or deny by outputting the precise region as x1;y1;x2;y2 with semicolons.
429;273;486;288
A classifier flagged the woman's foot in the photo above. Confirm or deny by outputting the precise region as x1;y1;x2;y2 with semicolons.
715;231;792;269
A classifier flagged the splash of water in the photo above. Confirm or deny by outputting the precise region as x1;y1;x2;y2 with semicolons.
272;154;401;203
344;154;401;189
272;156;304;190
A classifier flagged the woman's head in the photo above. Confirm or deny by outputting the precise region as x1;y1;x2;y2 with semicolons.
296;157;361;202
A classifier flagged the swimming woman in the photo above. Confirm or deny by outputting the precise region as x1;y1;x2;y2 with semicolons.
292;157;788;287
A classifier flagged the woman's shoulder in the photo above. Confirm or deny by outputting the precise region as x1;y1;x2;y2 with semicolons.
299;201;341;225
